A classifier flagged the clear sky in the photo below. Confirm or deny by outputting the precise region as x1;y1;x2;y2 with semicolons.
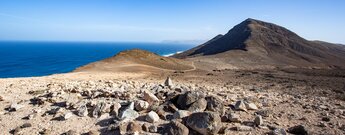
0;0;344;44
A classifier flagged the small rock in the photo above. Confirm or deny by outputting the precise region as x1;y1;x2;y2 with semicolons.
77;104;88;117
164;121;189;135
143;90;159;103
254;115;263;126
271;128;287;135
107;123;118;131
167;102;179;112
186;111;221;135
134;100;149;111
173;110;191;119
321;116;331;122
25;113;37;120
9;103;24;111
146;111;160;123
119;109;139;121
39;128;51;135
119;121;141;135
255;109;271;117
126;102;135;110
236;125;253;131
234;100;247;111
164;77;174;87
111;102;121;116
228;113;241;123
0;96;4;101
13;127;22;135
64;130;77;135
101;103;112;113
206;96;225;114
287;125;309;135
245;102;258;110
142;123;151;132
21;123;32;128
188;98;207;112
87;130;100;135
92;102;106;118
63;112;73;120
148;125;158;133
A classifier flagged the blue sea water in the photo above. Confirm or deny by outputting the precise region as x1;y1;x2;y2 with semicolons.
0;41;194;78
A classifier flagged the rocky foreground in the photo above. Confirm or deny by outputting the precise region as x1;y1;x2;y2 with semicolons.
0;75;345;135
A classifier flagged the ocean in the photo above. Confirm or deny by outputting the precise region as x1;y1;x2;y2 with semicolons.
0;41;194;78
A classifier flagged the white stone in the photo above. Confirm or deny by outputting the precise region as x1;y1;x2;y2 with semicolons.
146;111;160;123
245;102;258;110
164;77;173;87
63;112;73;120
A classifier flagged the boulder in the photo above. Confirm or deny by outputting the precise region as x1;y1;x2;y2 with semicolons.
134;100;149;111
119;109;139;121
205;96;225;114
164;121;189;135
146;111;160;123
143;90;159;103
177;91;205;109
188;98;207;112
186;112;221;135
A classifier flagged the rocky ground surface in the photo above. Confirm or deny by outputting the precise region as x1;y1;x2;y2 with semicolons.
0;70;345;135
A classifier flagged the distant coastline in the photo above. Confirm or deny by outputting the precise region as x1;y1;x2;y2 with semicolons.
0;41;193;78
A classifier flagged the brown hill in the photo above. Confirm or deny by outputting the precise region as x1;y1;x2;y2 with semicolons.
75;49;194;72
173;18;345;69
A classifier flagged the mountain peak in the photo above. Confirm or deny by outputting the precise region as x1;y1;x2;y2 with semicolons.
244;18;259;23
173;19;345;68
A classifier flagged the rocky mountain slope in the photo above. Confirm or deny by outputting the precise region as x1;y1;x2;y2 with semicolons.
173;18;345;69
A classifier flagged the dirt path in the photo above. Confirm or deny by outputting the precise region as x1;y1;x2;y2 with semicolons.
116;61;196;72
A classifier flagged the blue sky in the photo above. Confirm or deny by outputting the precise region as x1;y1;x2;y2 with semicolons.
0;0;344;44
